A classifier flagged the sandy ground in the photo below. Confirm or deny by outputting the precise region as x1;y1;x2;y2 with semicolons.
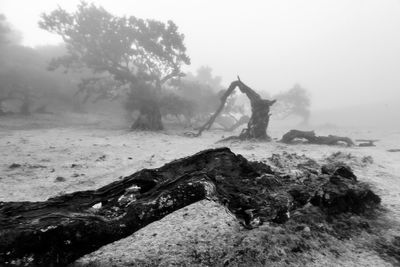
74;200;392;267
75;200;242;267
1;113;400;266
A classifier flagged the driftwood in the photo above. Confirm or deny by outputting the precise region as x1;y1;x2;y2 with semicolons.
281;130;355;146
0;148;380;266
191;77;276;140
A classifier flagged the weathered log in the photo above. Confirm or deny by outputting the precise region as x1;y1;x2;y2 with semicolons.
355;139;379;147
280;129;355;146
0;148;379;266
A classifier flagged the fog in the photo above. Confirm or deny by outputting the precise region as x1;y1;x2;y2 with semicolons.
1;0;400;128
2;2;400;265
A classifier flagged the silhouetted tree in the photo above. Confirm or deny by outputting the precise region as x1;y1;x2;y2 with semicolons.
191;66;224;90
171;79;218;121
0;14;10;45
39;2;190;130
158;92;194;126
0;14;21;45
0;44;79;115
273;84;311;126
0;15;82;115
76;75;128;104
168;66;248;128
0;70;33;115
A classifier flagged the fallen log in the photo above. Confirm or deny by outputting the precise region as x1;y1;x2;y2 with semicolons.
280;129;355;146
355;139;379;147
0;148;379;266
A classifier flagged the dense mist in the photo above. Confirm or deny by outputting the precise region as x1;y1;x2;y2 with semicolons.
1;2;400;266
1;0;399;129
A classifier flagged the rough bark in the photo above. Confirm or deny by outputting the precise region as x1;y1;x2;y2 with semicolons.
131;100;163;131
280;129;355;146
0;148;379;266
190;78;276;140
237;80;276;140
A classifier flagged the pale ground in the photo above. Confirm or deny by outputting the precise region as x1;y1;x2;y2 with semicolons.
1;113;400;266
75;200;393;267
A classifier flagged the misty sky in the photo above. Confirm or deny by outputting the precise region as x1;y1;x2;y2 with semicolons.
1;0;400;110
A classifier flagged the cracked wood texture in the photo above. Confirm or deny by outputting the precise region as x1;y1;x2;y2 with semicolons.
0;147;379;266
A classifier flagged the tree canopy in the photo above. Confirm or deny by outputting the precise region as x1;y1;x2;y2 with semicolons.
0;14;21;46
39;2;190;88
39;2;191;130
0;14;80;115
272;84;311;124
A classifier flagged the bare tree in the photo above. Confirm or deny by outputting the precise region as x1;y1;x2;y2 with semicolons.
273;84;311;126
194;78;276;140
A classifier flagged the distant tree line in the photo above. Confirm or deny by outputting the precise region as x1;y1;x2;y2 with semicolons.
0;14;81;115
272;84;311;126
40;2;190;130
1;2;311;129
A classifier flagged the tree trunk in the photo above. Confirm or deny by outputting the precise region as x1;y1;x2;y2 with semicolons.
131;100;163;131
238;99;274;140
192;78;276;140
0;148;380;266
